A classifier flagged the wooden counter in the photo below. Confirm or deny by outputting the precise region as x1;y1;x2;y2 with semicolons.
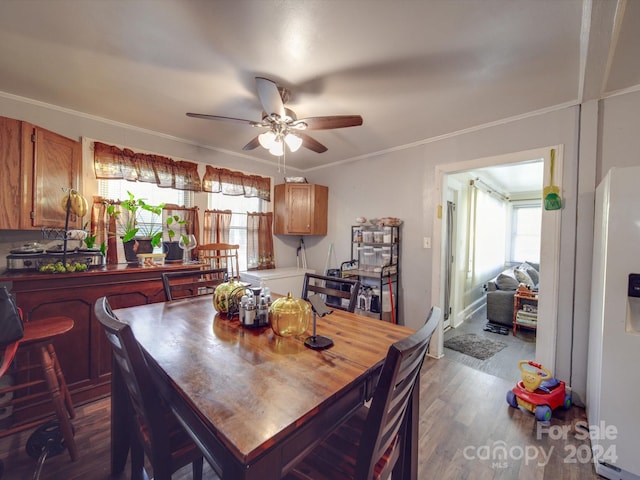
0;263;202;427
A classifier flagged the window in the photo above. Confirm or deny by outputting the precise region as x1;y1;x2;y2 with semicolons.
510;202;541;263
98;179;267;270
98;180;193;235
208;193;265;272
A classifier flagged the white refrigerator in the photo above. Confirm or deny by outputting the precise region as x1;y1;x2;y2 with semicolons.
587;166;640;480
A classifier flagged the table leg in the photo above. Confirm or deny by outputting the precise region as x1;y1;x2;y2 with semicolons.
110;358;130;474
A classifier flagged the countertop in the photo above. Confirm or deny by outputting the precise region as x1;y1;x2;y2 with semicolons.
0;262;202;282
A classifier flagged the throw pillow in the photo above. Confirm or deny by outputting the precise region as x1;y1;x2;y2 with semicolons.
525;261;540;272
526;267;539;285
519;262;539;285
496;273;519;290
515;268;534;286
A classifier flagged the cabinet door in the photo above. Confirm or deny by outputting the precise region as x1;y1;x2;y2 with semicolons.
0;117;24;229
274;184;328;235
287;184;314;234
31;126;82;228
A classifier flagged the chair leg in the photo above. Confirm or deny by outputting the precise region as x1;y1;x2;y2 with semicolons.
130;435;145;480
47;343;76;419
39;345;78;461
193;457;204;480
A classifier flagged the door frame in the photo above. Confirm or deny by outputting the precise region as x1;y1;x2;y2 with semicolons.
430;145;563;371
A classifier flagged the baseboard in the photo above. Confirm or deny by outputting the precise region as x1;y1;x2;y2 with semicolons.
452;297;486;328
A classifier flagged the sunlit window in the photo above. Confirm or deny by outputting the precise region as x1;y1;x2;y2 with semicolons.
98;180;193;235
510;202;541;263
208;193;264;271
472;188;506;283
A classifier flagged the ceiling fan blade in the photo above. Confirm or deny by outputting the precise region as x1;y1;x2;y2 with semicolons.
299;133;328;153
294;115;363;130
186;112;262;127
242;136;261;151
255;77;286;119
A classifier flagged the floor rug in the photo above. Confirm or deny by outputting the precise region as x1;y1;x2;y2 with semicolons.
444;333;507;360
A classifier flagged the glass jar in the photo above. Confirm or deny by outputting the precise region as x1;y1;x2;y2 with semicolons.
269;292;312;337
383;226;393;244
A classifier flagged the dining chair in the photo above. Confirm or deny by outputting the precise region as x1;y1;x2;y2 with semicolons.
198;243;241;280
301;272;361;313
284;306;442;480
162;267;227;301
94;297;204;480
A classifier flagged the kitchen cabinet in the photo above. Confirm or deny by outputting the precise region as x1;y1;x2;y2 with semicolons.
274;183;328;235
0;264;202;427
0;115;82;230
0;117;24;229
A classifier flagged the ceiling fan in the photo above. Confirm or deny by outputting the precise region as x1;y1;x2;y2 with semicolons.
186;77;363;156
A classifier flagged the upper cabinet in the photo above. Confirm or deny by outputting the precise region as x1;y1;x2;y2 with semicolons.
0;117;23;229
274;183;328;235
0;116;82;230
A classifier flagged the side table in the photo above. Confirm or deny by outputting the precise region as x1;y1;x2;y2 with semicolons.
513;285;538;335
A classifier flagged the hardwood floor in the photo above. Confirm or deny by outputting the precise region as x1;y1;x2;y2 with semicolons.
418;356;599;479
0;357;599;479
443;305;537;384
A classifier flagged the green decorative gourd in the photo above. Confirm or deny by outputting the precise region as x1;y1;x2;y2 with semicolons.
213;279;243;315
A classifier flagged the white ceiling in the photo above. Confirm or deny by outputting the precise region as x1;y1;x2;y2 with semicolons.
0;0;637;172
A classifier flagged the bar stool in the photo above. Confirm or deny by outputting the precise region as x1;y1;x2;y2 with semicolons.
0;316;77;461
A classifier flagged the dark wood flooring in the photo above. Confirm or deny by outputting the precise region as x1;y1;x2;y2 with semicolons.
0;358;599;479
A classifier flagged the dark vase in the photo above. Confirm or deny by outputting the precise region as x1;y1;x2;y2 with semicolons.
122;238;154;264
164;241;183;263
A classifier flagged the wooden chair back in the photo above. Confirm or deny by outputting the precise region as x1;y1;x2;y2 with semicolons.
301;273;361;313
94;296;203;480
162;267;227;301
198;243;241;281
355;306;441;479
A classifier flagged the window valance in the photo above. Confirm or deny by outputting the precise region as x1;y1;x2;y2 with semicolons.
93;141;202;192
202;166;271;202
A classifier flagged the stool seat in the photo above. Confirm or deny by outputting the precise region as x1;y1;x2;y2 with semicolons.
21;317;74;344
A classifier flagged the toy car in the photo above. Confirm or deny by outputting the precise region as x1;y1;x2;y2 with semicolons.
506;360;572;421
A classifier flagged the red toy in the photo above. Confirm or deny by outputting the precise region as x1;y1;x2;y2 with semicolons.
506;360;572;421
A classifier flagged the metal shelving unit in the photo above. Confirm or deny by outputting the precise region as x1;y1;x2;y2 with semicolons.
346;224;400;322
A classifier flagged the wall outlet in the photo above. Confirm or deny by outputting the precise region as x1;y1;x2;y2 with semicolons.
423;237;431;249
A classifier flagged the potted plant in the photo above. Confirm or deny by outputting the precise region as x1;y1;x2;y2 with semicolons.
106;191;165;263
164;213;188;262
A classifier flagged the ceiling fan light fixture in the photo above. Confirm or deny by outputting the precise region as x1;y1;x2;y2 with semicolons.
258;131;277;149
284;133;303;152
269;137;284;156
186;77;362;158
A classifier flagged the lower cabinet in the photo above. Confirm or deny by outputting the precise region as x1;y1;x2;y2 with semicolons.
4;265;200;426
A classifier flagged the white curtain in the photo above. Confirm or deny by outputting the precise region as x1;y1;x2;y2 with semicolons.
471;186;506;284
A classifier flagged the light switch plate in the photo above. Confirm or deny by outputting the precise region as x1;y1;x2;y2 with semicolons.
423;237;431;249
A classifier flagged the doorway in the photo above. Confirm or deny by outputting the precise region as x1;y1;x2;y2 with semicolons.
430;146;563;372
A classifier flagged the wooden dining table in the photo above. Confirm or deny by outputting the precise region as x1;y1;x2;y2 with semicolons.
111;294;418;480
